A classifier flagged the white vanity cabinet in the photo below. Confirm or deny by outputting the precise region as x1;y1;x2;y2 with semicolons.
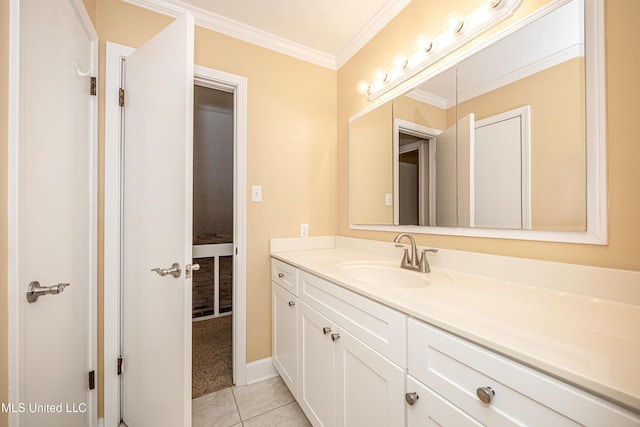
406;319;640;427
271;259;299;397
298;300;405;427
297;269;407;427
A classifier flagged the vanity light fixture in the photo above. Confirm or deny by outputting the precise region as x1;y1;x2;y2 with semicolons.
357;0;523;100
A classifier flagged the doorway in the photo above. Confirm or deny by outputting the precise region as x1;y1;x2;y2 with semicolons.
393;119;439;227
103;40;248;426
191;85;235;398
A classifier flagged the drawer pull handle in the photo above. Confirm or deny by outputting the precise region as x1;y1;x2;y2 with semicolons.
405;392;419;406
277;272;285;278
476;386;495;404
288;301;296;307
323;327;332;335
331;333;341;342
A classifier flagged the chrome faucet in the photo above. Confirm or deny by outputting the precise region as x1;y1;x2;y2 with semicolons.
393;233;438;273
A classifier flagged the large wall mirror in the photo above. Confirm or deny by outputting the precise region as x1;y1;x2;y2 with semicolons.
349;0;606;244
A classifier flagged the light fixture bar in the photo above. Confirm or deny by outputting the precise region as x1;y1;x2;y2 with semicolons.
358;0;524;100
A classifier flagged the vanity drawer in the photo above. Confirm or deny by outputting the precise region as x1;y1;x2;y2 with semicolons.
299;270;406;368
272;258;298;296
408;319;640;427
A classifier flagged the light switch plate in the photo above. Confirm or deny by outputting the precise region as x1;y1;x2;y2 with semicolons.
251;185;262;202
300;224;309;238
385;193;392;206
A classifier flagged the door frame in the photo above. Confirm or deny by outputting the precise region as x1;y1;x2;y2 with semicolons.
393;118;439;226
7;0;99;426
103;42;248;426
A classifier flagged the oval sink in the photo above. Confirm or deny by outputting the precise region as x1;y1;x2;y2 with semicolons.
336;262;451;288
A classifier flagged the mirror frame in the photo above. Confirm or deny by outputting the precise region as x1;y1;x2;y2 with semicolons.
349;0;607;244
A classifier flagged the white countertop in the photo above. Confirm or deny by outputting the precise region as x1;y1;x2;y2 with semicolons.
270;239;640;413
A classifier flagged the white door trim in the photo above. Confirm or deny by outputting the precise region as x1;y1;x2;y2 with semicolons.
7;1;99;426
103;44;248;426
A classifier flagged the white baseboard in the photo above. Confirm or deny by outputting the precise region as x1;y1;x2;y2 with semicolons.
245;357;278;385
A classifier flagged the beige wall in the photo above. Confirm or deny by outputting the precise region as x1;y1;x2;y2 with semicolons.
0;0;8;424
393;95;447;130
458;57;586;230
338;0;640;272
350;101;393;224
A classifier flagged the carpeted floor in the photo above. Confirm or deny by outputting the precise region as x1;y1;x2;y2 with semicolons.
192;315;233;398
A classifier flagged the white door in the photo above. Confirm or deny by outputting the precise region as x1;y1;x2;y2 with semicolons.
435;122;457;227
334;329;405;427
298;302;336;426
272;284;298;397
474;107;530;229
121;14;194;427
17;0;96;426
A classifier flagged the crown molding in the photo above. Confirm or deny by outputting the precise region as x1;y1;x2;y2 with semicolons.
123;0;338;69
405;88;450;109
335;0;412;69
458;43;583;103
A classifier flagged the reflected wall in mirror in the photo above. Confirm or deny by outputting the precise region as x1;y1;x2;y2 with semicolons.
393;67;456;227
350;0;590;235
457;0;585;231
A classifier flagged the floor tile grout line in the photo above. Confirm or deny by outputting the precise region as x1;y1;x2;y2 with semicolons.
230;386;244;426
238;401;299;423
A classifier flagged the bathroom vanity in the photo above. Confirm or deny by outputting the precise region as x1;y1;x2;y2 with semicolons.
270;236;640;426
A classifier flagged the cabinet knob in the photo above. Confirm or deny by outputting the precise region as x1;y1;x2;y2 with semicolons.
322;327;331;334
331;333;340;342
476;386;495;404
405;392;419;406
277;272;285;278
288;301;296;307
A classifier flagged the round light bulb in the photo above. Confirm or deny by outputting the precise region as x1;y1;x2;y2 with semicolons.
373;68;388;82
393;53;409;70
356;80;371;95
444;12;464;33
415;34;433;52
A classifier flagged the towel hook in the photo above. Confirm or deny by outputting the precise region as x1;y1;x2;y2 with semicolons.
74;59;90;77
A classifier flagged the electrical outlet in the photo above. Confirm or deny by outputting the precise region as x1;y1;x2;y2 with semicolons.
385;193;392;206
300;224;309;238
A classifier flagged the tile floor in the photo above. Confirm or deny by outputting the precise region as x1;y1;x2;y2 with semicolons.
192;376;311;427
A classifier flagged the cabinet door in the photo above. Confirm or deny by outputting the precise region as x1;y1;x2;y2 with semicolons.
406;376;483;427
335;330;405;427
298;302;336;427
272;283;298;397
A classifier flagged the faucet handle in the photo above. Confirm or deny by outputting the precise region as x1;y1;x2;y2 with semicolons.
418;248;438;273
395;245;412;267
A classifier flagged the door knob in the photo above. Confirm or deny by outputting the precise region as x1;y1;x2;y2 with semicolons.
288;301;296;307
323;327;331;335
405;392;419;406
151;263;181;278
26;281;70;303
331;333;340;342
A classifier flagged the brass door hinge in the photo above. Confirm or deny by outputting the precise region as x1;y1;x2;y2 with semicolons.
117;356;124;375
90;77;97;96
119;88;125;107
